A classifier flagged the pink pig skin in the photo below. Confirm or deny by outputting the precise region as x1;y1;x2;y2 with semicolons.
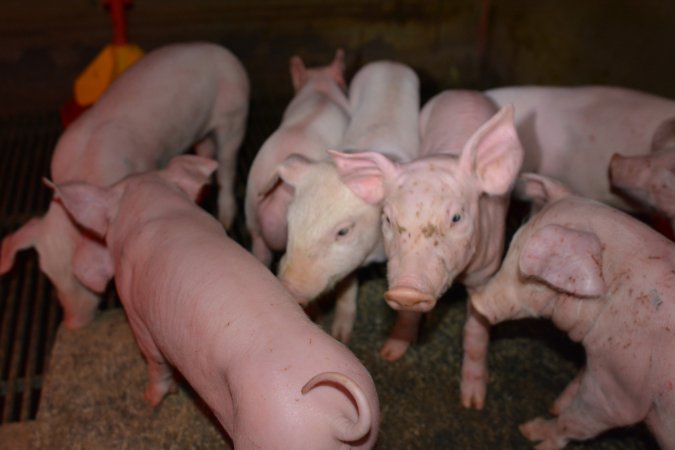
54;155;380;450
485;85;675;210
610;146;675;239
275;61;420;356
0;42;249;329
245;49;350;266
471;173;675;450
330;90;524;409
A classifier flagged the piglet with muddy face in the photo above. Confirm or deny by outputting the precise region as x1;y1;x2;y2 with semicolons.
330;90;524;408
472;173;675;450
53;154;380;450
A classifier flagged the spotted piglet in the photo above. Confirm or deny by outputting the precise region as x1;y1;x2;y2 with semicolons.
329;90;524;407
472;173;675;450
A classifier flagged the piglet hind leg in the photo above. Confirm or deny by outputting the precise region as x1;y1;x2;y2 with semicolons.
460;301;490;410
214;116;248;230
331;274;359;343
519;371;640;450
549;370;583;416
127;317;176;407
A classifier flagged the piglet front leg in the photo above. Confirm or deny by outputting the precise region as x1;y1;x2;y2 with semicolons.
331;274;358;343
460;301;490;410
379;311;421;361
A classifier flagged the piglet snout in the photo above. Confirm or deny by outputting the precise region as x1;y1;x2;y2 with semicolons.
384;287;435;312
280;278;312;306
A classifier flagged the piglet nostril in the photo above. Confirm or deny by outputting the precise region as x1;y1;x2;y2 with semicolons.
384;287;436;312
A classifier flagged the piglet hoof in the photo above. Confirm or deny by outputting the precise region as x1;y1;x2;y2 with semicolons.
62;311;97;330
378;338;410;361
144;385;165;407
519;417;566;450
144;380;176;407
460;380;486;410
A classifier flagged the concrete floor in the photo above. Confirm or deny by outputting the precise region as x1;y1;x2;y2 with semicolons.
1;276;659;449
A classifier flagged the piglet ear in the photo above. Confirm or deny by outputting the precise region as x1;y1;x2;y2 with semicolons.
162;154;218;201
72;238;114;294
515;173;573;207
459;105;524;196
276;153;313;188
289;55;308;93
519;224;606;298
49;179;113;238
328;150;394;205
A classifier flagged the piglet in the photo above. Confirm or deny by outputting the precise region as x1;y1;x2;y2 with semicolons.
485;85;675;210
245;49;350;266
471;172;675;450
329;90;524;408
0;42;248;329
53;154;380;450
609;124;675;238
274;61;420;352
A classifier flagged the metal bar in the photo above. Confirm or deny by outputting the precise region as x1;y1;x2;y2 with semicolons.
0;122;21;219
1;253;29;422
0;112;62;424
20;257;47;421
7;126;36;218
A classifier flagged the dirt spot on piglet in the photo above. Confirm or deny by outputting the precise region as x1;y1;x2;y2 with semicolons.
421;223;439;238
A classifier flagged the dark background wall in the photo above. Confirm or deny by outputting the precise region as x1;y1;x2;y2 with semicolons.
1;0;674;114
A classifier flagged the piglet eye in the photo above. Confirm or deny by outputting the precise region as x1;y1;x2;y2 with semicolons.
382;213;391;225
337;227;350;237
452;213;462;223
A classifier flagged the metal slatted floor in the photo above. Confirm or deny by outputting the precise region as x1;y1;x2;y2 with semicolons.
0;112;63;424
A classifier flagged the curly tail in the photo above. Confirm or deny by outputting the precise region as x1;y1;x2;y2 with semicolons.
301;371;374;444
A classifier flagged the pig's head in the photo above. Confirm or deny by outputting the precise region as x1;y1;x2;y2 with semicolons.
609;148;675;218
275;154;383;304
289;48;346;93
330;106;523;312
51;154;218;293
471;219;607;341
